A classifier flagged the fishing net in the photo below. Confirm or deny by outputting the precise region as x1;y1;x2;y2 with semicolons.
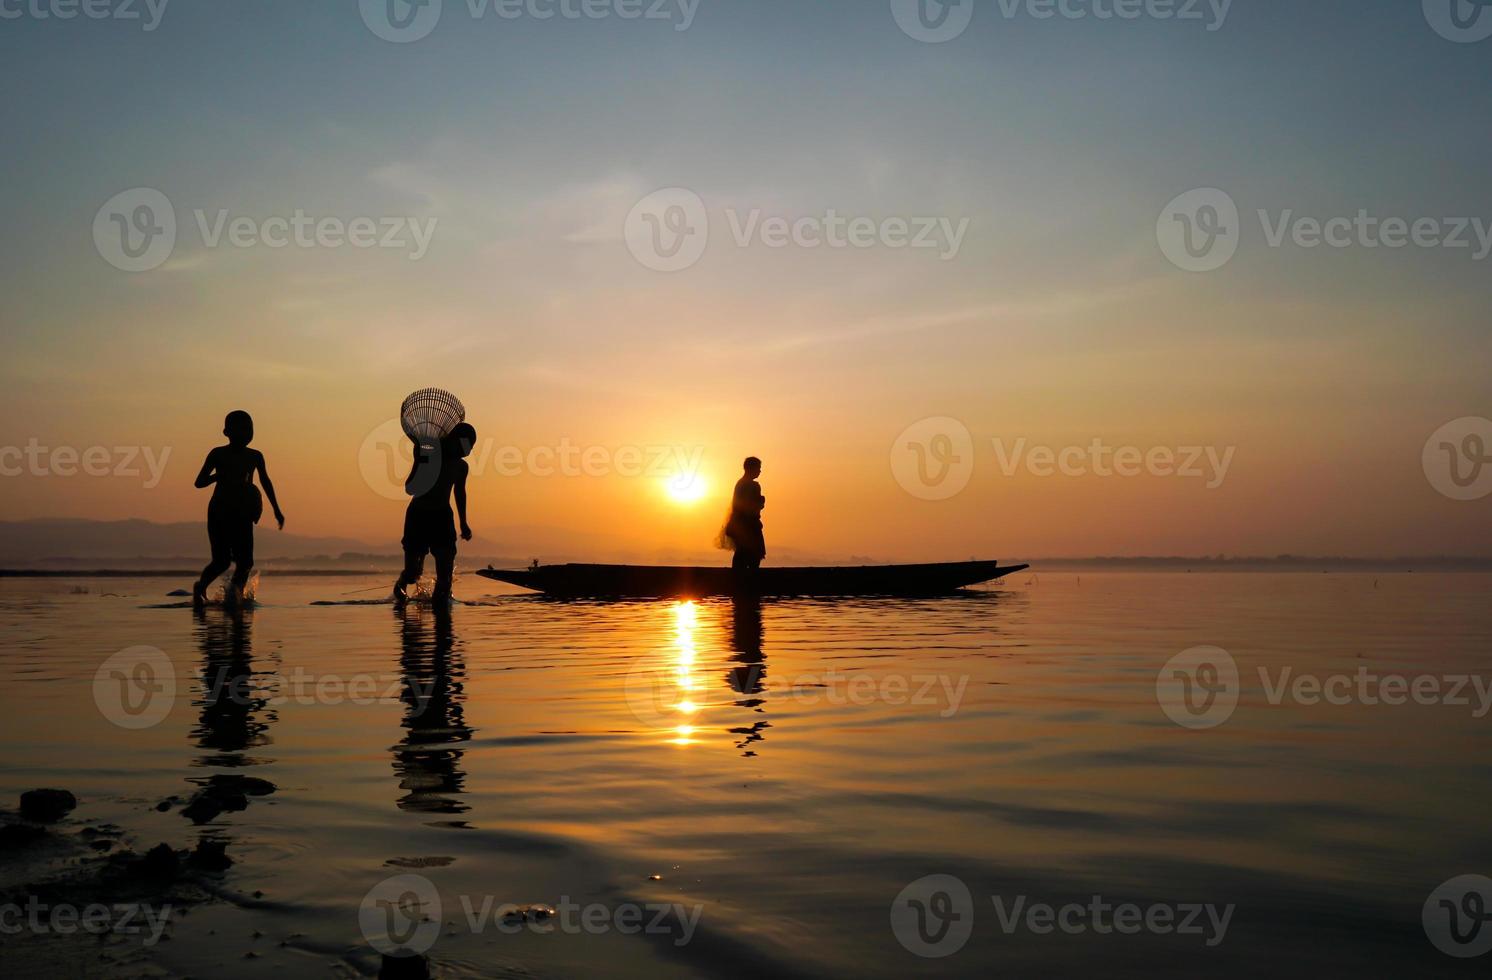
400;388;465;447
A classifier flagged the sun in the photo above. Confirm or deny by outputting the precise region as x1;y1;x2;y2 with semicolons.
664;473;707;504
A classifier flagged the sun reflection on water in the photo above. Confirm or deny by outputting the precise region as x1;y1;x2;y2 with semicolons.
671;601;699;745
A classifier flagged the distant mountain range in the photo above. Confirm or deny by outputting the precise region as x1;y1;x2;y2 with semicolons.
1;519;1486;573
0;519;385;568
0;518;744;570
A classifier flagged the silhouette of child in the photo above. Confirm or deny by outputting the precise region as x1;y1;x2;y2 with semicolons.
394;422;475;605
192;411;284;608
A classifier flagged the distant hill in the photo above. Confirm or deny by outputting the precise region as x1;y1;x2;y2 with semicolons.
3;520;1487;573
0;518;842;570
0;519;378;568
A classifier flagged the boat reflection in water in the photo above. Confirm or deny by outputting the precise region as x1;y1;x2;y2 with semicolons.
391;605;474;814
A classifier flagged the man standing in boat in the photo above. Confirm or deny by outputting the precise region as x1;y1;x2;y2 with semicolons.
721;456;767;570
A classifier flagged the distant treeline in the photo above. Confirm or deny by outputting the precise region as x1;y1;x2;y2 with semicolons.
1026;556;1492;571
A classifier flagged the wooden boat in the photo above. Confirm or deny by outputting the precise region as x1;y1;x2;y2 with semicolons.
476;560;1028;599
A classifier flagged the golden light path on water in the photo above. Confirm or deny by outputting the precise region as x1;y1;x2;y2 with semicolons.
671;600;699;746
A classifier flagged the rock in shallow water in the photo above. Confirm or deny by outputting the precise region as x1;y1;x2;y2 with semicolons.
0;823;47;848
181;790;247;825
19;789;77;823
190;838;233;872
206;774;276;797
502;903;557;922
379;952;431;979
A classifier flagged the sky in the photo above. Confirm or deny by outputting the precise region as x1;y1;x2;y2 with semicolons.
0;0;1489;560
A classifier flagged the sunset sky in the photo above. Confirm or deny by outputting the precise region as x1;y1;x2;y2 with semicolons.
1;0;1489;560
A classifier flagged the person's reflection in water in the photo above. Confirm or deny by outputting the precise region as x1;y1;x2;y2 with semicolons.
392;604;474;814
725;596;770;755
187;607;277;864
193;607;274;766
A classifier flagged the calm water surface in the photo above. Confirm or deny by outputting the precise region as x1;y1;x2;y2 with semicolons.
1;572;1489;977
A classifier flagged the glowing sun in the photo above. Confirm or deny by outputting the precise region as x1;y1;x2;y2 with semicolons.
664;474;707;504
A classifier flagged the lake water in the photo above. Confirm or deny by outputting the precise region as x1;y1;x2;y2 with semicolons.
0;572;1489;978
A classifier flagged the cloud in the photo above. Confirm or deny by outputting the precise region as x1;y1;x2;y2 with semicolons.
368;162;444;212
